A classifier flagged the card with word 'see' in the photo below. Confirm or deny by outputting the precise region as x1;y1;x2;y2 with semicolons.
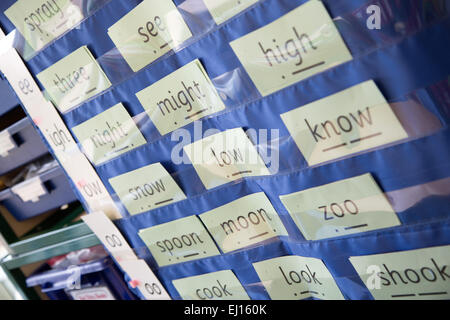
36;46;111;113
279;173;400;240
107;0;192;72
203;0;259;25
172;270;250;300
72;103;146;165
5;0;84;53
230;0;352;96
136;59;226;136
108;162;187;215
183;127;271;189
349;245;450;300
253;255;345;300
138;215;220;267
199;192;288;253
281;80;408;165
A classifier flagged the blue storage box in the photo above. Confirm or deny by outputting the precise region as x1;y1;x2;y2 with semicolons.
26;257;136;300
0;79;20;116
0;165;77;221
0;117;48;175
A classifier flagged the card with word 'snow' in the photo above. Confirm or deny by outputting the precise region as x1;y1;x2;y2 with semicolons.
108;162;186;215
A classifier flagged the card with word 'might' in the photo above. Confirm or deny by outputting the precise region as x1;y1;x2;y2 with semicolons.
136;59;225;136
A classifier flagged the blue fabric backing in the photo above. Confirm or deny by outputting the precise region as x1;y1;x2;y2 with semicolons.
1;0;448;300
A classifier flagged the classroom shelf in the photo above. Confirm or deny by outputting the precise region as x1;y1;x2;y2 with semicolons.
0;221;100;300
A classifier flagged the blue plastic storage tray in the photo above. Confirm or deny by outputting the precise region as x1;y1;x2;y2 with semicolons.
0;79;19;116
0;117;48;175
0;165;77;221
26;257;136;300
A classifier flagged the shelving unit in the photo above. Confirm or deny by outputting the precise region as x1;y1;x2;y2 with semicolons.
1;221;100;299
0;71;95;300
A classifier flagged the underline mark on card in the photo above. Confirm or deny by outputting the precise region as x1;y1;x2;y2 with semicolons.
154;198;174;206
160;40;174;50
106;145;130;156
249;231;269;240
391;293;416;298
85;87;98;95
292;61;325;76
232;170;252;177
185;108;208;120
322;143;347;152
300;290;319;295
418;292;447;296
350;132;382;144
344;224;368;230
56;20;68;30
183;252;200;258
69;96;80;103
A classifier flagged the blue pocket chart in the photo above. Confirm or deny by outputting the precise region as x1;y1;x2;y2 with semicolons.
1;0;449;300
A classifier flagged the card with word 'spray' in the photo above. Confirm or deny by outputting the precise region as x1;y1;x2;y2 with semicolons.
138;215;220;267
253;255;345;300
199;192;288;253
203;0;259;25
172;270;250;300
230;0;352;96
280;173;400;240
5;0;84;53
36;46;111;113
280;80;408;165
350;245;450;300
72;103;146;165
107;0;192;72
108;162;186;215
136;59;225;136
183;128;270;189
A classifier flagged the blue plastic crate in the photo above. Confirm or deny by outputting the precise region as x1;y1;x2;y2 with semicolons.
0;117;48;175
0;79;20;116
0;165;77;221
26;257;137;300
